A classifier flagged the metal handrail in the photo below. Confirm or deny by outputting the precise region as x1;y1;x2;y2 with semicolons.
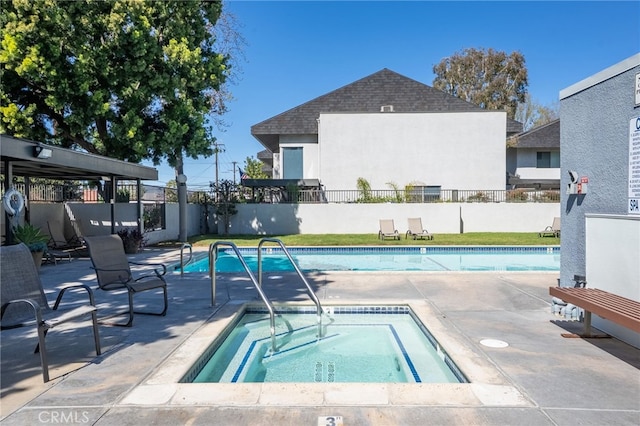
179;243;193;277
209;241;278;352
257;238;324;338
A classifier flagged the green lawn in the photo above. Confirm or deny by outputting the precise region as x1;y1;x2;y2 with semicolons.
181;232;560;248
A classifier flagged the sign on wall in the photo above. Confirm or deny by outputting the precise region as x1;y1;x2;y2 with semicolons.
630;116;640;214
636;73;640;106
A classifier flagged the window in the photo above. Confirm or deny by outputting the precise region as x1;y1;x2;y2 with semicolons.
537;151;559;168
282;147;303;179
408;185;441;202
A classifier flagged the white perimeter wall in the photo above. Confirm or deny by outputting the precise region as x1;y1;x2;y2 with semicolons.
585;214;640;348
22;202;202;246
318;112;506;191
11;202;560;242
230;203;560;235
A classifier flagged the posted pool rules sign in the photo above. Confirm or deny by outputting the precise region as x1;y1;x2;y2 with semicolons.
630;116;640;214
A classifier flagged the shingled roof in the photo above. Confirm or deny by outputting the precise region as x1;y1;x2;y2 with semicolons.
508;119;559;149
251;68;523;152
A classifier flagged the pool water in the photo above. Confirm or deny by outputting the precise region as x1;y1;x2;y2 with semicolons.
184;306;466;384
179;247;560;273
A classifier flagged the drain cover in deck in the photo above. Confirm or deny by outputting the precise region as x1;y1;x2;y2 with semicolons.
480;339;509;348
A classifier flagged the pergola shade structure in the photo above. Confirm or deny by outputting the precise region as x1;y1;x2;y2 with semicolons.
1;135;157;181
1;134;159;241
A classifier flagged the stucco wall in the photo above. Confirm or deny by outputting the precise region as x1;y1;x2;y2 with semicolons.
9;201;559;243
559;59;640;287
560;56;640;347
23;202;203;245
317;112;506;191
229;203;560;235
515;148;560;180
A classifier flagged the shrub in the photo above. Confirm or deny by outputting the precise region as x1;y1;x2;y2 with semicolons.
506;189;529;202
467;191;490;202
12;223;49;252
534;190;560;202
117;227;146;253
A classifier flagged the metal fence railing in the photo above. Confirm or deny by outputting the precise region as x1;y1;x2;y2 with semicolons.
241;188;561;204
1;182;208;204
1;183;560;205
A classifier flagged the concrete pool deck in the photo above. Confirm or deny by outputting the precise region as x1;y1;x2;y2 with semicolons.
1;247;639;425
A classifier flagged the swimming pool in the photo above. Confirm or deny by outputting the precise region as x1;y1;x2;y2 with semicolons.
183;305;466;384
177;246;560;273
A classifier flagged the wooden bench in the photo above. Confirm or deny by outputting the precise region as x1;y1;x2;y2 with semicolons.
549;286;640;337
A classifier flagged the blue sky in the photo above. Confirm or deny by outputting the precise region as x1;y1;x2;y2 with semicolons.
145;0;640;189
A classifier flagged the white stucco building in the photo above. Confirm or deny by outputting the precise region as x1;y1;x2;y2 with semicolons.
251;69;522;192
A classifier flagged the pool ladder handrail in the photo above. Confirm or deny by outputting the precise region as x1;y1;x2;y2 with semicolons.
257;238;324;338
179;243;193;277
209;241;278;352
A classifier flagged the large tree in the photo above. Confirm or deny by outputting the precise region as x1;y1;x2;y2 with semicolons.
515;94;559;131
0;0;232;169
432;47;528;120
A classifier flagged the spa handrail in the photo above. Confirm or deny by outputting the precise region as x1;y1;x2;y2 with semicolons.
179;243;193;277
208;241;278;352
257;238;324;337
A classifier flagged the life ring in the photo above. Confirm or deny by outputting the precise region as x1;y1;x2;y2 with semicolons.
2;188;25;216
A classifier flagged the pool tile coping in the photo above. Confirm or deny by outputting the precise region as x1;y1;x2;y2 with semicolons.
122;299;533;408
177;245;561;273
208;245;560;254
186;304;464;384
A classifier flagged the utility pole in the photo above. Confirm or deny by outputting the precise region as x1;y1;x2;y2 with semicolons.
231;161;237;185
176;157;187;242
212;141;224;201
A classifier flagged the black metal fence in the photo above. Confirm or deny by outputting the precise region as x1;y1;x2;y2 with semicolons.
2;182;559;205
242;188;561;204
1;182;207;204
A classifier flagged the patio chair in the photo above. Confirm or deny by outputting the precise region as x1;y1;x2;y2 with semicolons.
84;235;168;327
43;249;73;265
47;220;84;250
378;219;400;240
405;218;434;240
0;243;101;382
539;217;561;238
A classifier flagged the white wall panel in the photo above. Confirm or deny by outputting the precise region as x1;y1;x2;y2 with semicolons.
318;112;506;191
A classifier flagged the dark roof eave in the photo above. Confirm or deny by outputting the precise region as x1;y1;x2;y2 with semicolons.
241;178;321;188
508;177;560;189
508;119;560;148
0;134;158;181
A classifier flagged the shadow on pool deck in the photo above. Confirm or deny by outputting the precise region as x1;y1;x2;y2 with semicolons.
1;247;639;425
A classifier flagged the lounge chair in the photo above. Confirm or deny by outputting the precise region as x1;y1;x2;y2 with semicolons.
43;249;72;265
84;235;168;327
378;219;400;240
406;218;434;240
539;217;561;237
0;243;101;382
47;220;84;250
